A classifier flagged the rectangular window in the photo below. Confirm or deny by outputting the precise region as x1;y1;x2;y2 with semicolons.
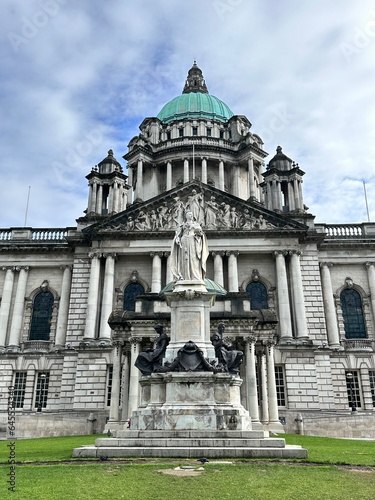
275;366;286;406
219;130;224;139
345;371;362;409
166;131;171;140
106;365;122;407
13;372;27;409
369;371;375;407
106;365;113;407
206;128;212;137
192;127;198;136
179;128;184;137
34;372;50;410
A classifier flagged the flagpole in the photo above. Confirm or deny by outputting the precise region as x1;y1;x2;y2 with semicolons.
363;181;370;222
24;186;31;227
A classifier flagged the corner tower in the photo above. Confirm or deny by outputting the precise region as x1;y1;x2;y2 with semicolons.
124;63;267;203
86;150;129;217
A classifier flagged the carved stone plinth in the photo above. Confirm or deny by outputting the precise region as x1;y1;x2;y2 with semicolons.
131;372;251;431
164;281;216;361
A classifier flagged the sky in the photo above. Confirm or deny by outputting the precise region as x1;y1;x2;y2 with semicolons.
1;0;374;228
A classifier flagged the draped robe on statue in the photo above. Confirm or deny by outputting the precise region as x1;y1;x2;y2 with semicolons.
170;212;209;282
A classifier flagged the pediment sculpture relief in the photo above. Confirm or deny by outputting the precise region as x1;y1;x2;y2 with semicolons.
110;189;277;232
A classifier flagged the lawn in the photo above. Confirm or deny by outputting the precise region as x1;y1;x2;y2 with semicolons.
1;434;375;500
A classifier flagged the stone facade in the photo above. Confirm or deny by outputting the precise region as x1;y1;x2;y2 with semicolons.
1;63;375;438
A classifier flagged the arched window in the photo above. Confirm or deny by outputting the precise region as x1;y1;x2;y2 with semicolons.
29;291;54;340
123;283;145;311
246;282;268;309
341;289;366;339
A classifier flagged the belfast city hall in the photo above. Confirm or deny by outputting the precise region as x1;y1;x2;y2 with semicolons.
1;63;375;438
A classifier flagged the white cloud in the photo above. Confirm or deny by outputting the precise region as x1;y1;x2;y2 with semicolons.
1;0;375;227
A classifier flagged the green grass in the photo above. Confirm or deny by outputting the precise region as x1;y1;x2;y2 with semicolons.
2;433;375;466
1;434;375;499
284;434;375;466
1;463;375;500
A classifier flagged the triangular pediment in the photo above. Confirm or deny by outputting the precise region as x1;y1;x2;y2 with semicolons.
84;181;307;238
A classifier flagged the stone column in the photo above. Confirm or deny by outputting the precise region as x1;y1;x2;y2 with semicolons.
201;157;207;184
294;179;302;210
165;252;173;285
136;159;143;200
259;351;269;423
320;262;340;347
266;342;279;424
248;157;256;199
274;251;292;339
55;265;72;348
99;254;116;341
0;267;15;348
290;251;309;339
90;182;97;213
151;252;162;293
245;337;260;423
8;267;29;349
365;262;375;324
128;337;141;418
183;158;189;183
166;161;172;190
113;183;120;213
121;349;130;421
287;183;295;211
96;184;103;214
212;252;224;287
108;184;114;213
109;340;123;422
233;164;240;197
227;251;239;292
219;160;225;191
83;253;101;341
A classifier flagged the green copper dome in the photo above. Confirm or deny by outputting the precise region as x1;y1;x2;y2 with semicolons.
157;93;234;124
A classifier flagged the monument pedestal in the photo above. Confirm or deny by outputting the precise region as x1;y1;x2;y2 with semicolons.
132;372;251;431
164;280;215;360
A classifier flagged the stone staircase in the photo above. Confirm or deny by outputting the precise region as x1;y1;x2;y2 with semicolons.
73;429;307;459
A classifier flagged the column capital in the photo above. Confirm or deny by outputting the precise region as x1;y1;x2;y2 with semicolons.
129;337;143;346
2;266;15;272
320;261;333;269
244;335;258;344
273;250;287;258
211;251;225;257
14;266;30;272
365;261;375;269
60;265;73;271
163;251;171;258
290;250;302;257
88;252;102;260
226;250;239;257
112;339;124;353
102;252;117;260
150;252;163;258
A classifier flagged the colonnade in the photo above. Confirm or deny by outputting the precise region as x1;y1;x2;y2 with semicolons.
319;261;375;347
108;333;281;426
83;253;116;342
88;180;127;215
132;156;261;200
0;265;72;350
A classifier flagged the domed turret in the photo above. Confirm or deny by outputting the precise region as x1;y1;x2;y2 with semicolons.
157;62;234;124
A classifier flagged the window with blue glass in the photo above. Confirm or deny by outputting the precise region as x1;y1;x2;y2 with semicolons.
246;282;268;309
29;291;54;340
123;283;145;311
340;289;366;339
